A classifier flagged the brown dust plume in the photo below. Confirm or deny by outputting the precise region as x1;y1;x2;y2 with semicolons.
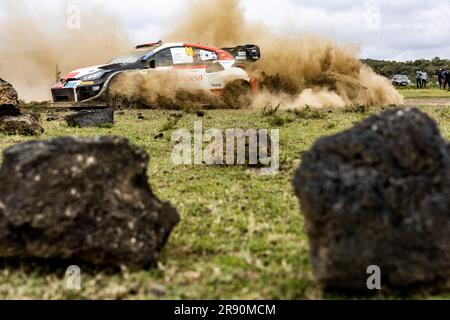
163;0;403;108
0;0;131;102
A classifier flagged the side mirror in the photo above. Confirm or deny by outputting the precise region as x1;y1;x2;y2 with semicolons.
149;60;156;69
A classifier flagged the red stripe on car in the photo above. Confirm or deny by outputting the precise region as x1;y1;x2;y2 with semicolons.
183;43;235;61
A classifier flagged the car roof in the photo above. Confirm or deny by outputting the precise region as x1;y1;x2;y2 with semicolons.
154;42;221;52
151;42;234;60
153;42;183;51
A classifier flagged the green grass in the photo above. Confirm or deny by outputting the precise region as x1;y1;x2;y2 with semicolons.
397;87;450;99
0;105;449;300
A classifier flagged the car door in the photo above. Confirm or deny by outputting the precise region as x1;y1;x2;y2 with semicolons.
169;46;208;90
147;47;189;90
193;48;225;91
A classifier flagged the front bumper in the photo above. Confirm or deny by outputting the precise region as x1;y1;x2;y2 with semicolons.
51;83;104;103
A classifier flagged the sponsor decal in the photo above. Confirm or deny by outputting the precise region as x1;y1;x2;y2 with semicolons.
184;75;203;82
64;81;80;88
185;47;196;57
79;81;94;86
199;50;218;61
171;47;194;65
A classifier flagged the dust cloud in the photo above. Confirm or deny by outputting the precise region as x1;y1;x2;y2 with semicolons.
0;0;131;102
164;0;403;108
108;71;212;109
108;70;242;109
1;0;403;107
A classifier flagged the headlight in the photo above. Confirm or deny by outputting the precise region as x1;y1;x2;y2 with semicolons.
80;71;104;81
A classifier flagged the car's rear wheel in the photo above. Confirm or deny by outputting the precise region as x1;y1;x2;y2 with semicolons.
222;80;253;109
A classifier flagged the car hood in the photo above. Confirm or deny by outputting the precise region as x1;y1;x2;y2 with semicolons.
62;64;123;80
62;65;104;81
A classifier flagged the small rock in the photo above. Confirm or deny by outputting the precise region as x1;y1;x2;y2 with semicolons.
65;108;114;128
196;111;206;117
209;130;273;167
46;114;59;122
0;113;44;136
154;132;164;139
148;284;167;297
170;112;183;118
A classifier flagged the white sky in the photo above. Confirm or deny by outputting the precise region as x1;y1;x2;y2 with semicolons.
2;0;450;61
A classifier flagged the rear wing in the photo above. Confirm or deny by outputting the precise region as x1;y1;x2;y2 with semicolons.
221;44;261;63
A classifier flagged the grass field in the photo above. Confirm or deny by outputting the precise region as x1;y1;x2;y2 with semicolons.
397;87;450;99
0;103;449;300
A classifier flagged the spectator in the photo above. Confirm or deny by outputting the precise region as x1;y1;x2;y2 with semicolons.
445;70;449;90
438;69;447;89
416;70;422;88
438;69;444;89
421;71;428;88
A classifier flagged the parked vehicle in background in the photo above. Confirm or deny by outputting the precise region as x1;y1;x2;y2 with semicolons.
392;75;411;86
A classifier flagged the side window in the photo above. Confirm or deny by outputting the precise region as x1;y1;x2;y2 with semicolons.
195;49;218;62
154;49;173;67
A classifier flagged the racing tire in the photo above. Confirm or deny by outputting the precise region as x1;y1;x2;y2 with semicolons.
222;80;253;109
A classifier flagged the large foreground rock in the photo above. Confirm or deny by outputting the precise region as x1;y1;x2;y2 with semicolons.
0;78;18;105
0;136;180;268
0;113;44;136
293;108;450;291
65;108;114;128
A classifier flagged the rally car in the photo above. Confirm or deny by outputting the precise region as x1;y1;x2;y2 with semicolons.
51;41;261;106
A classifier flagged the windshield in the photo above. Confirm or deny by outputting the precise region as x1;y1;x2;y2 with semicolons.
108;47;157;64
394;75;408;80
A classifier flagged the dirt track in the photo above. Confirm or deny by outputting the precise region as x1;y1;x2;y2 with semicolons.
403;97;450;106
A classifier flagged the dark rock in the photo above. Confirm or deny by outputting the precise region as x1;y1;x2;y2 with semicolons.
154;132;164;139
293;108;450;291
148;284;167;297
0;113;44;136
46;113;59;122
138;115;145;120
46;116;58;122
196;111;206;117
0;136;180;268
0;104;21;117
0;78;19;106
65;108;114;128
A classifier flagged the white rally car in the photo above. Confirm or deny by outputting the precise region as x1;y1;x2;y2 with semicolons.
51;41;260;106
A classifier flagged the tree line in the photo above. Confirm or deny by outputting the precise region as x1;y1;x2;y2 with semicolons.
361;57;450;83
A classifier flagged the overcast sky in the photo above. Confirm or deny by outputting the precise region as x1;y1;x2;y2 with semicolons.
100;0;450;61
3;0;450;61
